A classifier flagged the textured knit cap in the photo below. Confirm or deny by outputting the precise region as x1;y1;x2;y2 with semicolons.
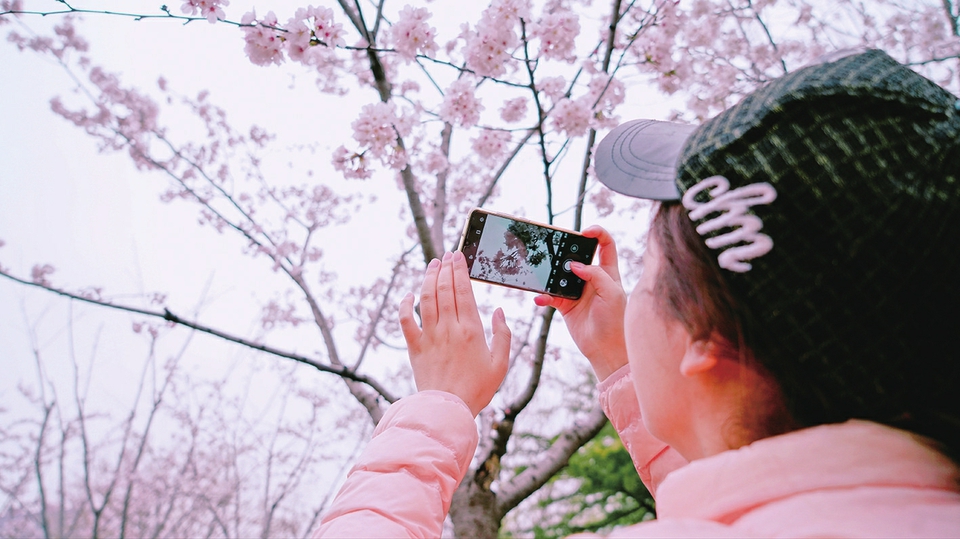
595;49;960;427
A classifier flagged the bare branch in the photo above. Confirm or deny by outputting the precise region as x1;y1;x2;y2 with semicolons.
495;405;607;515
745;0;788;74
504;309;555;417
431;123;454;253
0;269;398;402
476;128;536;208
32;401;53;539
575;0;626;231
944;0;959;37
353;247;416;371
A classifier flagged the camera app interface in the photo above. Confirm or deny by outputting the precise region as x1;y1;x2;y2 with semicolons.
461;212;596;298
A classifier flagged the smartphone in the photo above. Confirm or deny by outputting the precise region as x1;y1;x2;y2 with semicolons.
457;209;598;299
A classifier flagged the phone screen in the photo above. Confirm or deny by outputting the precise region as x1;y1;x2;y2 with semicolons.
458;210;597;299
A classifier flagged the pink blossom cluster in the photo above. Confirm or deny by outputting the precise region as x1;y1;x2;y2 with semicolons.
386;5;438;62
531;11;579;62
51;65;161;170
7;18;88;58
422;149;450;174
283;6;345;66
261;300;305;329
31;264;55;286
584;74;625;129
240;10;283;66
550;98;592;137
180;0;229;24
333;102;412;179
332;146;373;180
352;102;408;156
471;129;512;162
132;321;161;338
537;75;567;100
439;77;484;127
547;72;624;136
0;0;23;20
463;0;529;77
499;96;528;122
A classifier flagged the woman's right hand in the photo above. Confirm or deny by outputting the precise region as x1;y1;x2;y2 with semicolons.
535;225;628;381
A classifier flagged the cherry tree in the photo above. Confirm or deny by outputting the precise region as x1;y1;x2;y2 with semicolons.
1;0;957;537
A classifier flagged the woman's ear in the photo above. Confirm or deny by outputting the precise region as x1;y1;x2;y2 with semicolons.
679;340;718;377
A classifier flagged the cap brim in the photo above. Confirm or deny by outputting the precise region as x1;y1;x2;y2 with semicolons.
594;119;697;201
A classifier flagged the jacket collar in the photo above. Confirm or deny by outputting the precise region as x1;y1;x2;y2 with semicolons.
655;420;959;523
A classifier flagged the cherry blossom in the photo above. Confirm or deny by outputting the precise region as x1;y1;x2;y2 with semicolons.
549;97;591;137
463;0;528;77
30;264;55;286
499;97;528;122
439;77;484;127
0;0;22;20
352;102;403;156
180;0;229;24
240;10;283;67
585;74;625;129
306;5;346;48
261;299;306;329
422;149;450;174
531;11;579;62
471;129;512;162
537;75;567;100
387;5;439;62
332;145;373;180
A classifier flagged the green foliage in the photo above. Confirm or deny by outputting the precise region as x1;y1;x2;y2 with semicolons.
507;422;655;538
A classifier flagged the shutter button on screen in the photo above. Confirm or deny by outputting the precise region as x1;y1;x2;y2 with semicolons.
563;259;573;272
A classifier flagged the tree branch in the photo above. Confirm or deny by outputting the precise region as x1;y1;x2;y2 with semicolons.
505;308;554;418
0;269;398;402
496;404;607;515
944;0;959;37
431;123;454;253
575;0;626;231
353;246;415;371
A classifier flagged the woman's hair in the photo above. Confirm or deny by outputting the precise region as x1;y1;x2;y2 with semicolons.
648;201;794;442
649;201;960;462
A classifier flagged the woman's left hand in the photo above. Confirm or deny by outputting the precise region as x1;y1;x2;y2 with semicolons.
399;251;511;417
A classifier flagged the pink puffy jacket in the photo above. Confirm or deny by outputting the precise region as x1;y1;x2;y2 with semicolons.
317;366;960;538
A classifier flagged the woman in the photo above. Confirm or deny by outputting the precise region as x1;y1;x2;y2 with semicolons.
317;49;960;537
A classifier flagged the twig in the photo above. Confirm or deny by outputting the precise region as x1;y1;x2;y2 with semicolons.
0;269;398;402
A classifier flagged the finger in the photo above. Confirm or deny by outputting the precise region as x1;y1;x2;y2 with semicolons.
570;261;622;300
452;251;482;325
582;225;622;284
490;307;512;380
435;252;457;322
419;258;441;329
398;292;422;355
534;293;572;311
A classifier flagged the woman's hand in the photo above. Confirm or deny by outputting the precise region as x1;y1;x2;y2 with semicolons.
534;225;628;381
399;251;511;417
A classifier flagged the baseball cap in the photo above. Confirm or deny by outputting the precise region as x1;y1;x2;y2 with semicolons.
595;49;960;426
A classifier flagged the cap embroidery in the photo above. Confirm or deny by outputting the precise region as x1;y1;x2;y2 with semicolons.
681;176;777;273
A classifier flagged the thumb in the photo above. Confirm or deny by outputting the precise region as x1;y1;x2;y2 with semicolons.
571;262;622;298
490;307;512;377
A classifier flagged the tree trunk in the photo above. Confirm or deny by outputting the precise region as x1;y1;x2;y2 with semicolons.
449;478;503;539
